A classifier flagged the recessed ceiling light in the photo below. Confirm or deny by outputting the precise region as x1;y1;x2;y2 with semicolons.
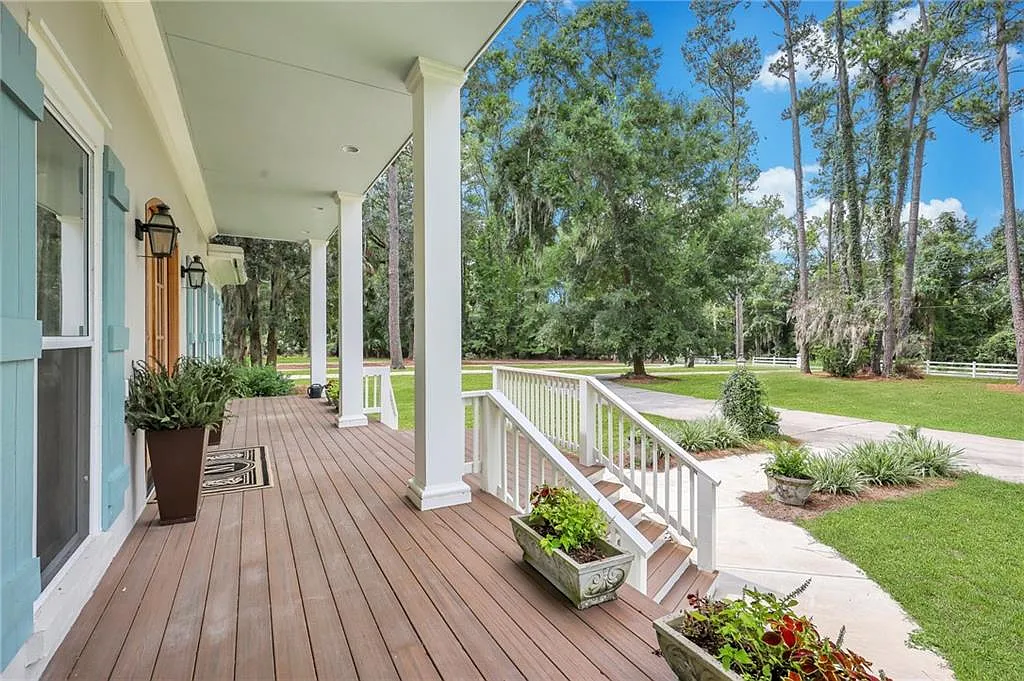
341;145;360;154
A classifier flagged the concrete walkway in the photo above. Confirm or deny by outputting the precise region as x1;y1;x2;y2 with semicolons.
604;381;1024;483
600;381;1024;680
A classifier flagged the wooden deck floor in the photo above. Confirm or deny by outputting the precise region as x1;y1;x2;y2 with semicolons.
43;396;676;681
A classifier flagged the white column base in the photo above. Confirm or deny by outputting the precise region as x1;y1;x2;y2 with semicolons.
337;414;369;428
406;478;472;511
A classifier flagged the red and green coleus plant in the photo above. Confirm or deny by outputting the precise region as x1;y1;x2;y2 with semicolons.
676;582;890;681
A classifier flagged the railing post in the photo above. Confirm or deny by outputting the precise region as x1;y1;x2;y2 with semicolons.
972;361;977;378
480;397;503;497
492;366;502;394
579;379;596;465
696;475;717;571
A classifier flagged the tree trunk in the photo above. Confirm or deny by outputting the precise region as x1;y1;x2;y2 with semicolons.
632;353;646;377
266;268;281;368
778;0;811;375
386;164;404;370
996;5;1024;385
874;0;898;377
835;0;863;294
734;289;745;361
246;277;263;366
896;0;931;356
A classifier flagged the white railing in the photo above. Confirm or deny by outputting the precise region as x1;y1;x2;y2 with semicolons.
924;360;1018;380
463;388;652;589
363;366;399;429
491;366;719;571
751;355;799;367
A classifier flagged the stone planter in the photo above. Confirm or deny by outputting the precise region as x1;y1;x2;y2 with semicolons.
147;427;207;525
653;613;743;681
510;514;632;609
767;473;814;506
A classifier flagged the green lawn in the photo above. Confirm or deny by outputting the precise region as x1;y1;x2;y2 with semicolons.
802;476;1024;681
390;373;493;430
629;373;1024;440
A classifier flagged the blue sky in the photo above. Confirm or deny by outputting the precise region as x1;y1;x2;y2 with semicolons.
499;1;1023;237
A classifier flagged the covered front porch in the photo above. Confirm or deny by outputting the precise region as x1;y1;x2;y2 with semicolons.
41;396;675;681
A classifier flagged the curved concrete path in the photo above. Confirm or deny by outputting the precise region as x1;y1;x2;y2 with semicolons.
599;380;1024;681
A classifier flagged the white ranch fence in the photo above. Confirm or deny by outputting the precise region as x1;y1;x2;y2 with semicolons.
487;366;719;572
750;355;799;367
924;360;1018;380
462;388;653;589
362;366;399;429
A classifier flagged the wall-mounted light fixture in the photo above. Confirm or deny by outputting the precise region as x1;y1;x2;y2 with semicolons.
180;255;207;289
135;201;179;258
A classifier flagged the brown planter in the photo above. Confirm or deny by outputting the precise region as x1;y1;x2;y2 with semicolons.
147;427;207;524
208;422;222;447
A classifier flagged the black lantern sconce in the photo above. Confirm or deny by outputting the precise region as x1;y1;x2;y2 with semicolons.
135;202;180;258
180;255;207;289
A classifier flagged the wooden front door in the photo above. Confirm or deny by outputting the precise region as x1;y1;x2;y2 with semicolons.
146;244;180;367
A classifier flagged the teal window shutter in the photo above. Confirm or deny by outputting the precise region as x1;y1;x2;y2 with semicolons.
0;5;44;668
185;288;195;357
101;147;130;530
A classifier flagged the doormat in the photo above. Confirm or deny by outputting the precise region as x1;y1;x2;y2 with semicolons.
202;446;274;496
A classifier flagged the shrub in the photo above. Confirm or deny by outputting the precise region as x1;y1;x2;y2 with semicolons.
844;441;919;487
527;485;607;561
125;359;226;432
675;584;887;680
720;369;780;439
892;426;965;478
667;417;748;453
894;358;925;379
807;453;866;496
818;344;869;378
325;381;340;406
236;365;294;397
762;441;812;480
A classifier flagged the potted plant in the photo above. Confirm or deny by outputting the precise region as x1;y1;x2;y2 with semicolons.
183;357;239;446
653;586;890;680
510;485;632;609
763;442;815;506
125;359;225;524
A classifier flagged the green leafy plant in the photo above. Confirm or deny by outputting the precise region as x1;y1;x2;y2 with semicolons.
720;369;780;439
668;417;749;453
891;427;965;478
807;453;866;496
526;485;608;562
325;381;340;406
676;583;889;680
817;344;870;378
843;441;919;487
763;441;813;480
236;365;294;397
125;359;226;432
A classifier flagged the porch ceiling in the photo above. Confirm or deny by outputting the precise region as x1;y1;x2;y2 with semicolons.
151;1;518;242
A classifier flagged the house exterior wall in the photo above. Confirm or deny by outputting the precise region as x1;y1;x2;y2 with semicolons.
1;2;226;677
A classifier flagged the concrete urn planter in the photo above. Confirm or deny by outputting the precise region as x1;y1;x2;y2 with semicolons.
510;515;632;609
766;473;814;506
653;613;743;681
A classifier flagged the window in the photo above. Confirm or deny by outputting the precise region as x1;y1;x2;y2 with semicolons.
37;110;89;337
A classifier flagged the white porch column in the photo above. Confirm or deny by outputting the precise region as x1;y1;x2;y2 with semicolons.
308;238;328;387
404;57;471;510
336;192;368;428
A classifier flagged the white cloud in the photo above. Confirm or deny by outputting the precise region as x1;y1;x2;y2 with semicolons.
744;165;825;218
756;48;816;92
888;7;918;34
900;197;966;223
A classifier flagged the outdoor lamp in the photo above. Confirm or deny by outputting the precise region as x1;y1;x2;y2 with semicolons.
180;255;207;289
135;203;179;257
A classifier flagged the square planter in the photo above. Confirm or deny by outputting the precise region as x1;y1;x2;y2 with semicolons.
766;473;814;506
147;427;207;525
510;514;632;609
653;613;742;681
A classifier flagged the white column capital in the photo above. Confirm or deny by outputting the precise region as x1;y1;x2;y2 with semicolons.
333;191;364;206
404;56;466;93
306;237;328;248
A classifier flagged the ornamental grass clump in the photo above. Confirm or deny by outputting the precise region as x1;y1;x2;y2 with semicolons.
668;417;749;453
892;426;965;478
526;485;608;563
807;453;866;496
843;441;919;487
675;583;889;680
720;369;780;439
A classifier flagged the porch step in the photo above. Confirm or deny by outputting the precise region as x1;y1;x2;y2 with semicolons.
635;518;669;545
660;565;720;613
594;480;623;498
613;499;645;522
646;542;693;599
